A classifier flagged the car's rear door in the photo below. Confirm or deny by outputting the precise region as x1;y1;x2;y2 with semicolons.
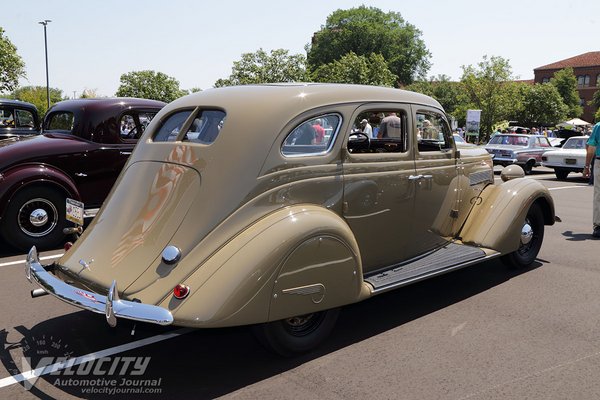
341;103;416;273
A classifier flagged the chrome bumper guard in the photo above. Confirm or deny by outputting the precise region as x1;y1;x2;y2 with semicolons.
25;247;173;327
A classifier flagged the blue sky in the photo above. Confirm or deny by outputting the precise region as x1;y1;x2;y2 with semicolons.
2;0;599;98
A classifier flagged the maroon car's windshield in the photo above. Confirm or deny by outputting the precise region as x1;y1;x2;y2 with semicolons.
45;111;75;133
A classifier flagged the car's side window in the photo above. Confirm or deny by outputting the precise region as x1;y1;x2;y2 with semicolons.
15;109;35;128
415;111;452;152
0;107;15;128
282;114;341;156
347;109;407;154
537;137;551;147
120;112;156;140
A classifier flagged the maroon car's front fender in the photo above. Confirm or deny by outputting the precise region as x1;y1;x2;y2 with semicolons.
0;163;80;214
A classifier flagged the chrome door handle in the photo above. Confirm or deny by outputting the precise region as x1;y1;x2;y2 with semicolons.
120;151;132;156
408;175;423;181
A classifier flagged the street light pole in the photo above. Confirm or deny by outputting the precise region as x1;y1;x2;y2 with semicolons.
38;20;51;109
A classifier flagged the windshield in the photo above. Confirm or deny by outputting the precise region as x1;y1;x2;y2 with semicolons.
488;135;529;146
562;138;587;150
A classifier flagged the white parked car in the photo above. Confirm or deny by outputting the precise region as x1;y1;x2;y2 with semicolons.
541;136;589;180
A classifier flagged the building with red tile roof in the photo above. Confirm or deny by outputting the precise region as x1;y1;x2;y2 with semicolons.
534;52;600;123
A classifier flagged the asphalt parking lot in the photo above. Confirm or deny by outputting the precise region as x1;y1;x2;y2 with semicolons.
1;168;600;399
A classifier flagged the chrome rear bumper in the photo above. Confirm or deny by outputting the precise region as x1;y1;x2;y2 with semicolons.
25;247;173;327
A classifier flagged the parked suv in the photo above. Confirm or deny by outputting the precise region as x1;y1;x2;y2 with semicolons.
0;98;40;140
0;98;165;251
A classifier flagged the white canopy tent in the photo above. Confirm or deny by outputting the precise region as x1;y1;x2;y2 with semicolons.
557;118;591;128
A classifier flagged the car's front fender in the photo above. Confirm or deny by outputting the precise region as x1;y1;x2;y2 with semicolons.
160;205;365;328
459;178;555;254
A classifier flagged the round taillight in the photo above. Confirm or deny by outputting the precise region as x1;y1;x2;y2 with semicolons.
64;242;73;251
173;284;190;299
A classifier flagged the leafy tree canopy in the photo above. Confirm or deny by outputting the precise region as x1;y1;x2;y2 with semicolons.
306;6;431;85
405;75;467;118
549;67;582;118
513;83;568;126
11;86;65;117
116;70;187;102
311;52;396;87
0;27;26;92
460;55;516;141
214;48;307;87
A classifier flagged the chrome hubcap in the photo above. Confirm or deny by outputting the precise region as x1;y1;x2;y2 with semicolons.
521;222;533;245
30;209;48;227
18;198;58;237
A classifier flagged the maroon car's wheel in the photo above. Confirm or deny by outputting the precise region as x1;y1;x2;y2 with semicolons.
502;203;544;269
1;186;69;251
253;308;340;357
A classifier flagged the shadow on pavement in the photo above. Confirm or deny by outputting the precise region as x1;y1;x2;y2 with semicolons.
562;230;596;241
1;259;544;399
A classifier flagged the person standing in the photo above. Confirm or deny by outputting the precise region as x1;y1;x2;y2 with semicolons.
583;120;600;238
360;119;373;138
378;112;401;138
312;119;325;144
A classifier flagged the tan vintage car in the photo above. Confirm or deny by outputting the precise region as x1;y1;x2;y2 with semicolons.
26;84;556;355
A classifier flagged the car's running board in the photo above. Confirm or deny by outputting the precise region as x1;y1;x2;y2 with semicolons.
365;242;499;295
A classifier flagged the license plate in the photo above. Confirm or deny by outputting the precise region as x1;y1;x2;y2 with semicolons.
66;198;84;226
565;158;576;165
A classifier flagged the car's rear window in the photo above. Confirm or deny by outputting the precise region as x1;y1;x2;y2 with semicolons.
153;109;226;144
46;112;74;133
562;138;587;149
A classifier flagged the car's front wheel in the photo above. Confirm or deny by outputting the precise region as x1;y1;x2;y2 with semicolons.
253;308;340;356
0;186;70;251
501;203;544;268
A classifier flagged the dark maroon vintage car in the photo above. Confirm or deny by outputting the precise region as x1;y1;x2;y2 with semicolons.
0;98;165;251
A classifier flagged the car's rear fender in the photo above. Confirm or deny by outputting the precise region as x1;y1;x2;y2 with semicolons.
459;178;555;254
159;205;366;328
0;163;79;214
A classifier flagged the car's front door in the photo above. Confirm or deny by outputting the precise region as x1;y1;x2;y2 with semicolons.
406;108;459;260
342;104;416;274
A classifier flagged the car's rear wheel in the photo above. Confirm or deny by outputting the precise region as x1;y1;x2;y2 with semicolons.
554;169;569;180
0;186;69;251
253;308;340;356
502;203;544;268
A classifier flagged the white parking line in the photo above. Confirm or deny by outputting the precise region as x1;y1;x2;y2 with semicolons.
548;185;590;191
0;328;192;389
0;254;63;268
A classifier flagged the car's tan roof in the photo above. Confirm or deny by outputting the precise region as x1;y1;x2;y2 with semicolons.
164;83;443;118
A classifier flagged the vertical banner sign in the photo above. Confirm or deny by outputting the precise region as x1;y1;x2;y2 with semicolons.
466;109;481;143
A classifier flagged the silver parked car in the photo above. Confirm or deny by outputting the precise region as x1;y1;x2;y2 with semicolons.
485;134;557;174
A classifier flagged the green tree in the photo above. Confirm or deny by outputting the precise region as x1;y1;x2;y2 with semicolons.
12;86;64;117
460;56;516;141
214;48;307;87
311;52;396;86
116;70;187;102
513;83;568;126
405;75;467;118
0;27;26;92
306;6;431;85
549;67;582;118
